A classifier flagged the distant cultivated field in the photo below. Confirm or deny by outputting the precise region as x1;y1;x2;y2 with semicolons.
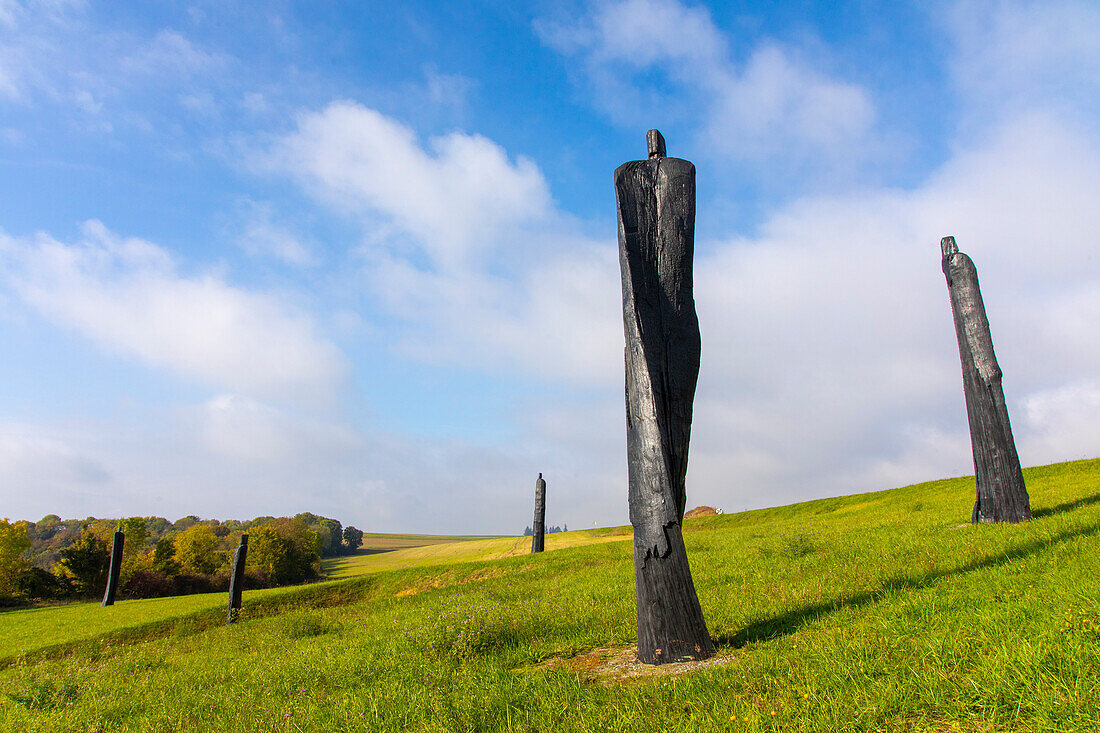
323;528;632;577
2;457;1099;732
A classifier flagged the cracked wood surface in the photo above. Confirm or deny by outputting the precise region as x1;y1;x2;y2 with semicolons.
941;236;1031;523
615;130;713;664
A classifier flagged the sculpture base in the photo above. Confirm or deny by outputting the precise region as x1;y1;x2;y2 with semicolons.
634;522;714;664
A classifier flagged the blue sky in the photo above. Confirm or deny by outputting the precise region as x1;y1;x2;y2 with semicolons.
1;0;1099;533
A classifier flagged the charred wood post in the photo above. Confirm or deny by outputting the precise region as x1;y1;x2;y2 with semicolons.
101;530;124;607
227;533;249;623
615;129;714;664
531;474;546;553
941;236;1031;523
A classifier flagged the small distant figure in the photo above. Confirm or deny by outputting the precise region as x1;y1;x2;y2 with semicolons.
531;473;546;553
101;530;124;607
941;236;1031;523
227;533;249;623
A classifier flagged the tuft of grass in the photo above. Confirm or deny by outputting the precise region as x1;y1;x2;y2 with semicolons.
276;612;343;639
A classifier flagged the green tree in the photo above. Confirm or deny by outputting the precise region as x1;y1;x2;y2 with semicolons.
56;531;109;596
0;519;32;597
117;517;149;563
174;524;219;575
32;515;62;542
343;526;364;553
145;516;171;536
15;566;64;600
173;515;201;531
249;519;320;585
316;518;343;556
152;536;180;575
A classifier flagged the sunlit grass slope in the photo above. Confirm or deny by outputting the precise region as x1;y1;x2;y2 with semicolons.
3;457;1100;732
323;528;632;578
0;580;373;662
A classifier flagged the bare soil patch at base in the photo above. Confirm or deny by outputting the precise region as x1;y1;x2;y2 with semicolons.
529;645;736;685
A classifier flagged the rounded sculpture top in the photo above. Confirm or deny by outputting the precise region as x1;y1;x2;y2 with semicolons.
941;235;959;259
647;129;666;159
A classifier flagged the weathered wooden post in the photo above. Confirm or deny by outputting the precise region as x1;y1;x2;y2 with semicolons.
101;530;124;607
941;236;1032;523
615;129;714;664
227;533;248;623
531;474;546;553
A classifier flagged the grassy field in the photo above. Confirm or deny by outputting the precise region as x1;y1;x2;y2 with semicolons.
2;457;1099;731
323;528;631;578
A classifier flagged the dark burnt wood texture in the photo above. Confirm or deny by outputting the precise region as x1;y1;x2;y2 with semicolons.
615;130;713;664
941;236;1031;523
227;533;249;623
101;530;124;607
531;474;546;553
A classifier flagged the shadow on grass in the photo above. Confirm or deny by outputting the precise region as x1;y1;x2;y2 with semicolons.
1032;491;1100;519
0;576;377;669
715;520;1100;650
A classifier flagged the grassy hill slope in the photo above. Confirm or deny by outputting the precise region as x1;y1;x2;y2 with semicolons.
2;457;1099;732
323;528;632;578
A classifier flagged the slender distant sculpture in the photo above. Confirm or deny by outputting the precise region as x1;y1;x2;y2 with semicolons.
227;534;249;623
615;129;713;664
101;530;124;607
531;474;546;553
941;236;1031;523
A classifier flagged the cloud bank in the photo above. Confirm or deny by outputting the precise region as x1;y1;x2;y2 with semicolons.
0;220;348;406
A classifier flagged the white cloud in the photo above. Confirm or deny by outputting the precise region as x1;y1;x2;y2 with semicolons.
575;0;726;66
947;0;1100;126
0;220;348;405
0;426;110;488
235;200;318;267
423;65;475;111
269;101;622;384
359;239;621;385
703;45;876;167
1019;381;1100;462
538;0;878;174
194;393;361;463
0;1;18;28
272;101;552;264
0;5;235;135
122;29;224;78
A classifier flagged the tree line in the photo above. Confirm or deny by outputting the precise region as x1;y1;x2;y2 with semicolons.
0;512;365;607
523;524;567;536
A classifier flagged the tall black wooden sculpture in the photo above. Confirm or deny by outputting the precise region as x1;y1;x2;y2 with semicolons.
531;474;546;553
101;530;124;607
941;236;1031;523
615;130;713;664
227;533;248;623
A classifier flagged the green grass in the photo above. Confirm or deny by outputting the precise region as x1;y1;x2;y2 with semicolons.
0;580;375;665
323;528;632;578
2;458;1100;731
